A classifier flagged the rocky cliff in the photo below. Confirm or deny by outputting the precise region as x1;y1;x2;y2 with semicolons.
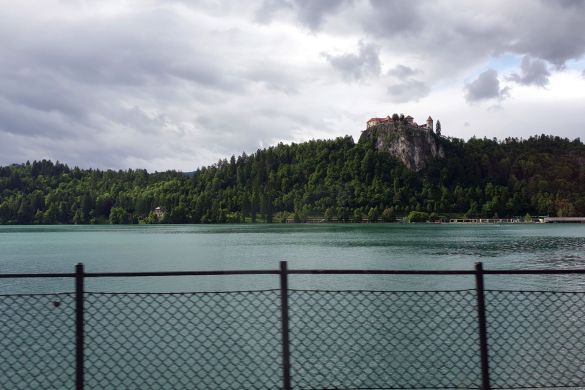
359;122;445;171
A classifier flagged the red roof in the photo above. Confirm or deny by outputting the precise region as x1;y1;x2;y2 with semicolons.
427;116;433;120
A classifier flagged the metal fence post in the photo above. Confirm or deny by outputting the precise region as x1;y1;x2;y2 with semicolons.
75;263;85;390
475;262;491;390
280;261;292;390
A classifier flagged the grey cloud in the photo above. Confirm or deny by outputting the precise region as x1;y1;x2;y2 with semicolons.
507;2;585;66
243;64;300;94
0;97;79;139
1;7;248;95
387;79;430;103
364;0;423;37
354;0;585;78
543;0;585;8
168;62;246;93
0;73;93;122
256;0;351;30
387;65;419;78
386;64;428;102
3;0;585;171
293;0;351;30
194;105;324;160
582;69;585;78
508;56;550;87
255;0;294;24
0;3;294;170
324;42;381;81
464;69;509;103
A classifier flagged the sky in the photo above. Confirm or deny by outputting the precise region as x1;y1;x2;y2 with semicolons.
1;0;585;171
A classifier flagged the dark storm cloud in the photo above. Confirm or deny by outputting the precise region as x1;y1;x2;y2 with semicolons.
508;56;551;87
323;41;381;81
464;69;509;103
256;0;351;30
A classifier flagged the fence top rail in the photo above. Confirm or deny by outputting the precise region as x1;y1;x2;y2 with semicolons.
0;272;76;279
0;270;280;278
290;269;585;275
3;266;585;278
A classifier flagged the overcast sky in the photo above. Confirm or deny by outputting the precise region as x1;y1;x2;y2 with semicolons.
1;0;585;171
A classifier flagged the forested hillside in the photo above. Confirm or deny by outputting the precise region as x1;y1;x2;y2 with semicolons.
1;133;584;224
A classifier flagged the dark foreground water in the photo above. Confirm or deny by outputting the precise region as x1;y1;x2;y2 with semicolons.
2;224;585;389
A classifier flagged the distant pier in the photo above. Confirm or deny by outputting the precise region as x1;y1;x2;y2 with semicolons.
283;216;585;224
542;217;585;223
449;218;520;224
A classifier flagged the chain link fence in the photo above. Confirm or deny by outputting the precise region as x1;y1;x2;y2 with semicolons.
0;293;75;390
289;289;481;389
2;265;585;390
487;290;585;389
85;291;282;390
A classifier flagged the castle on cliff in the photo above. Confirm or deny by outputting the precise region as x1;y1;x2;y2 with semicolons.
361;114;444;171
367;115;434;132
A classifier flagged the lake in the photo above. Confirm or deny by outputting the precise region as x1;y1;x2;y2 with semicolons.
1;223;585;293
2;223;585;389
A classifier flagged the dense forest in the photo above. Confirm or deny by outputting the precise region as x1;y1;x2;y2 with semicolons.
1;133;584;224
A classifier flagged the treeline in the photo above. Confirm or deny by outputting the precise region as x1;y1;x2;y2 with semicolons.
0;133;584;224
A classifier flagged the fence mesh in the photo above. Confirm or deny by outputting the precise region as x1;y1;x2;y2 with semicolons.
85;290;282;390
487;290;585;389
2;284;585;390
288;289;481;390
0;293;75;390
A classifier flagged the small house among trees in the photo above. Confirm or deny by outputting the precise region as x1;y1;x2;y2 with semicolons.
154;206;167;220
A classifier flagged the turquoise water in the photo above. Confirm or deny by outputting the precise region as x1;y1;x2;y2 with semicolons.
1;224;585;293
2;224;585;389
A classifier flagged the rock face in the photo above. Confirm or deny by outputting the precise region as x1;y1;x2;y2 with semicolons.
359;122;445;171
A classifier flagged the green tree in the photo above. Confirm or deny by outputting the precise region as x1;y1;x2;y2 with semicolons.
407;211;429;223
367;207;379;222
73;209;84;224
109;207;127;224
324;207;335;222
170;204;189;223
353;209;362;223
381;207;396;222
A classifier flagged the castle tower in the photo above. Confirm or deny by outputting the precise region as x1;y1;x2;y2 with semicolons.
426;116;433;132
